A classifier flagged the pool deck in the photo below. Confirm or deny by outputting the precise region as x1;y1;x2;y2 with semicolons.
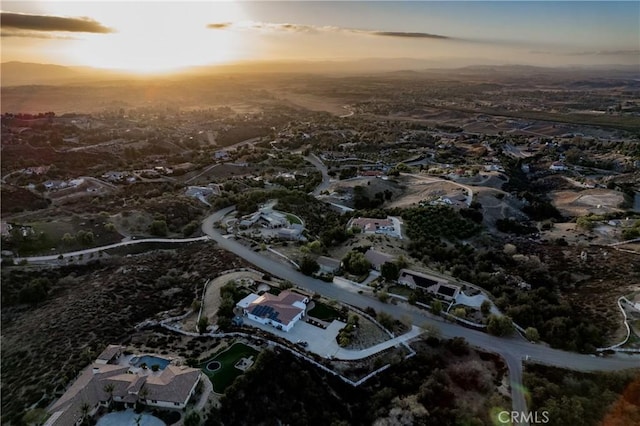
113;353;178;376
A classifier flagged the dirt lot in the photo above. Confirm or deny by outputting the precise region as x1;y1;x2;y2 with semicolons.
551;189;625;216
323;176;402;204
329;232;411;268
386;175;467;209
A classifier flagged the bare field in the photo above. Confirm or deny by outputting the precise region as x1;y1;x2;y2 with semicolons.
386;176;467;209
551;189;625;216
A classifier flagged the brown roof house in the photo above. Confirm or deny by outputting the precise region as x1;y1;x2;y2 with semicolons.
237;290;309;332
316;256;341;275
45;346;201;426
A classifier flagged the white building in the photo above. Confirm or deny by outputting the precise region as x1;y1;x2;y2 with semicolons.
237;291;309;332
549;162;567;171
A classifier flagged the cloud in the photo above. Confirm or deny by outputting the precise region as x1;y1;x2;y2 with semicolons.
206;21;449;39
371;31;449;40
206;22;232;30
531;49;640;57
1;31;77;40
1;12;113;34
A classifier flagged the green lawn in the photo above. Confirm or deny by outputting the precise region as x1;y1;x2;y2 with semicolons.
307;301;341;321
285;213;302;225
388;285;413;297
201;342;259;393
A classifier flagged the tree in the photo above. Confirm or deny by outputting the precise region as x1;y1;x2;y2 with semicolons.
430;299;443;316
149;220;168;237
487;314;514;336
76;230;94;245
525;327;540;342
377;311;395;330
576;216;596;231
342;251;371;275
103;383;115;405
138;386;149;402
306;240;323;254
18;277;49;305
184;411;201;426
80;402;91;423
198;316;210;334
62;233;75;245
452;307;466;318
480;300;492;316
377;291;390;303
217;316;231;330
280;281;294;290
380;261;400;281
299;256;320;276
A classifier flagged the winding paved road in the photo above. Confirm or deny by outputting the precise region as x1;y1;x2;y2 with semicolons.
202;207;639;425
304;154;332;196
13;236;209;263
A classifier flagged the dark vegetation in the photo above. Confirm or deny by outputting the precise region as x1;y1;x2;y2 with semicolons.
208;338;509;426
524;364;640;426
1;186;49;214
0;244;245;425
396;204;631;352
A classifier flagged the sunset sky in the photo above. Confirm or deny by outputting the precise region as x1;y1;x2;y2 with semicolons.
2;1;639;72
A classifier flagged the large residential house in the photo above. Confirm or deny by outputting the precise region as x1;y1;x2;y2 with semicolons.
237;291;309;332
398;269;460;301
349;217;393;234
348;216;401;238
45;345;201;426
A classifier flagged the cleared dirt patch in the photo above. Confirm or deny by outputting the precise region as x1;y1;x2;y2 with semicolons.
386;175;467;209
551;189;624;216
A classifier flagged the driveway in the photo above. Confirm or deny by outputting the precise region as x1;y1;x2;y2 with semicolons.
242;317;346;358
241;316;423;360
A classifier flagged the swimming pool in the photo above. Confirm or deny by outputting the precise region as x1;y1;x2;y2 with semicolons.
97;409;165;426
130;355;170;370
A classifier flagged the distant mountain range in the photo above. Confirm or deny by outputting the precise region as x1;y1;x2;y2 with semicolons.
2;60;638;87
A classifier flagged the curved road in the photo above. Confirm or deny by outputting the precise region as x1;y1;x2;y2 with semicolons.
202;207;638;425
13;236;210;263
304;154;332;196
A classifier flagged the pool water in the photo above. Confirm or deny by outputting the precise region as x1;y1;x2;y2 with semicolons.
97;409;165;426
130;355;170;370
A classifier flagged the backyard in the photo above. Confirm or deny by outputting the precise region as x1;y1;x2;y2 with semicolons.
307;301;343;322
200;342;260;393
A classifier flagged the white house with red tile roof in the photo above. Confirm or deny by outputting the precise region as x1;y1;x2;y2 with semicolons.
237;290;309;332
